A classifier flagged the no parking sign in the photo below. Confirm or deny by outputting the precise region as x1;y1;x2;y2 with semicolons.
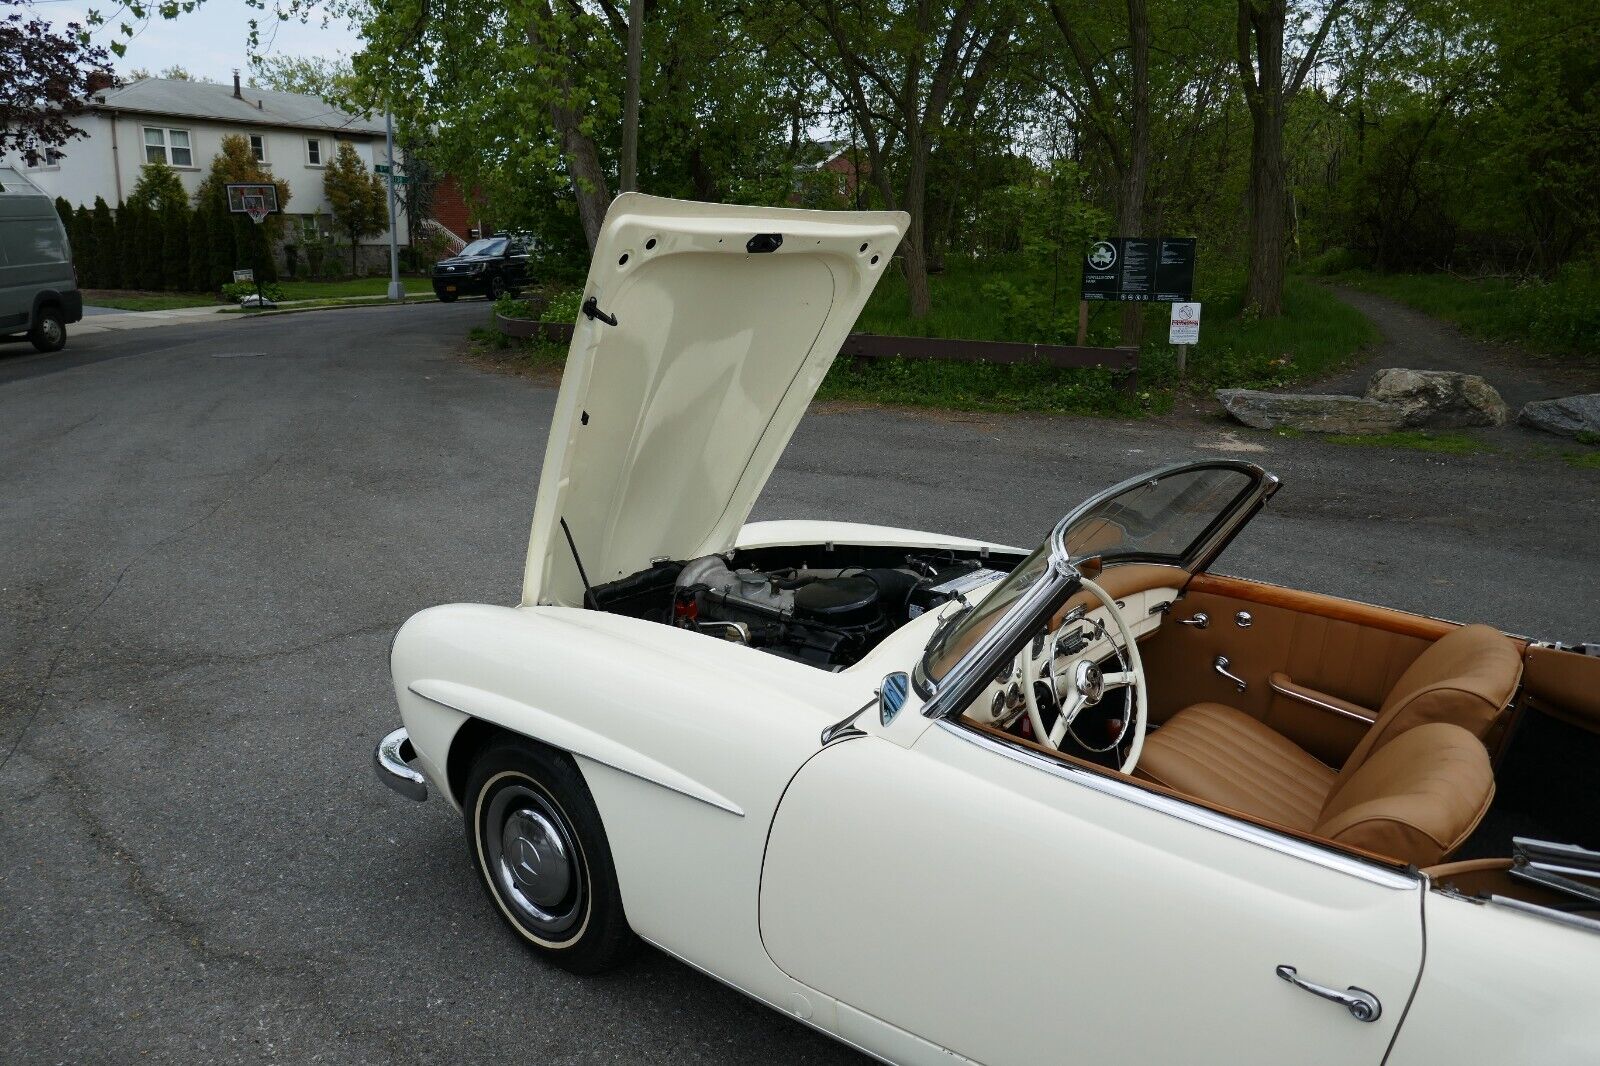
1169;302;1201;345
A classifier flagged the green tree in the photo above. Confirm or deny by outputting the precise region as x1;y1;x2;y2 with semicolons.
249;54;357;100
187;206;211;290
117;200;145;290
71;205;94;285
323;141;387;275
53;195;72;233
194;133;291;282
161;202;190;291
128;161;190;214
91;196;118;289
206;197;236;289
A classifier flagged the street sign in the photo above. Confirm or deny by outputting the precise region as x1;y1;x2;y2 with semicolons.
1169;302;1201;345
233;268;255;284
389;174;409;185
1081;237;1196;302
374;163;391;174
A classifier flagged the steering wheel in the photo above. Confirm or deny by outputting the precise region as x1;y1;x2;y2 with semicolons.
1019;576;1148;774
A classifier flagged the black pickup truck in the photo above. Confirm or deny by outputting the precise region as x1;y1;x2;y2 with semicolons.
431;235;530;301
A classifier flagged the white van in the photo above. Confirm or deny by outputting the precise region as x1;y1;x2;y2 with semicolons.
0;167;82;352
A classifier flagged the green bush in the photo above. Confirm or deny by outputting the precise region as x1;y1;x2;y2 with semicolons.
1300;247;1371;276
540;288;583;323
221;281;287;304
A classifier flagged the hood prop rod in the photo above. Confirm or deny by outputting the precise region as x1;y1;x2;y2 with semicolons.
560;517;602;610
581;296;618;326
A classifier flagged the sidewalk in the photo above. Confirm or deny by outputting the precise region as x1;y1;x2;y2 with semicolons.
73;304;235;335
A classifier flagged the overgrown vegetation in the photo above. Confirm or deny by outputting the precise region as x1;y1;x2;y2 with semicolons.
1324;431;1488;455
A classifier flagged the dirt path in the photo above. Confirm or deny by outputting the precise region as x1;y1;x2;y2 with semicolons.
1314;283;1600;412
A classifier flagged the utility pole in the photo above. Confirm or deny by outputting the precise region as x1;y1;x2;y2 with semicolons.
385;111;403;301
620;0;643;192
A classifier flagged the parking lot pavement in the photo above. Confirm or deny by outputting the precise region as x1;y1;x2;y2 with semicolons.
2;303;1596;1064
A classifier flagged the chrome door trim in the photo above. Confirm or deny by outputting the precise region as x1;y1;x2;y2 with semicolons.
1267;676;1377;724
936;719;1419;890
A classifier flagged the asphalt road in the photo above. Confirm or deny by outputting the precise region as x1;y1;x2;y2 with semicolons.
2;305;1596;1065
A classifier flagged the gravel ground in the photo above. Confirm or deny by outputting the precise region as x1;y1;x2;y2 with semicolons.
1;305;1595;1064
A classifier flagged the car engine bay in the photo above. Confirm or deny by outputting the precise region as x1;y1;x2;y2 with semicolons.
589;543;1021;669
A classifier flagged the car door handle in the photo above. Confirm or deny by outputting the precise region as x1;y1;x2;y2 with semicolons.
1214;655;1247;692
1275;965;1382;1023
1178;612;1209;628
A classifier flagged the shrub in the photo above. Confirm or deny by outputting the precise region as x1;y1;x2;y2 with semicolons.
221;280;287;304
541;288;583;323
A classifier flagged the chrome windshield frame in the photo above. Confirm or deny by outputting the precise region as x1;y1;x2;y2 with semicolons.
916;460;1276;721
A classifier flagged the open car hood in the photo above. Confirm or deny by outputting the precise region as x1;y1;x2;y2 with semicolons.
522;195;909;607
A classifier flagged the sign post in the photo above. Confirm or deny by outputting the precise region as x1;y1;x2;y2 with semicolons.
1168;302;1201;377
384;113;403;303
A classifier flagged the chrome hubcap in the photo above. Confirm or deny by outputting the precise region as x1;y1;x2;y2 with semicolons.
501;808;571;908
483;783;585;938
42;319;62;345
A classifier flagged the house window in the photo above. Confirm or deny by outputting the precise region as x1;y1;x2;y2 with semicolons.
25;146;63;168
300;215;321;239
249;134;267;163
143;127;193;167
305;138;322;166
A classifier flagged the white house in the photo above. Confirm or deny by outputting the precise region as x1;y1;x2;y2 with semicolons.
6;74;408;272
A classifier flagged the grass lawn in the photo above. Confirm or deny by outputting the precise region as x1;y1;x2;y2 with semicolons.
80;290;218;311
1326;269;1599;361
83;276;432;312
1324;430;1488;455
824;256;1377;416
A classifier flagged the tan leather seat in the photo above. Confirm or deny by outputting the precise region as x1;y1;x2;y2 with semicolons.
1138;623;1519;866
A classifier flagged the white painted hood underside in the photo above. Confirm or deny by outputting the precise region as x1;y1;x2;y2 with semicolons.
522;194;909;607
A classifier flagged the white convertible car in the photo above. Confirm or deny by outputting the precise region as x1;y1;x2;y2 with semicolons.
377;196;1600;1064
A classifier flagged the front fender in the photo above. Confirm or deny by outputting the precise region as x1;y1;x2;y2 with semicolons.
388;601;867;989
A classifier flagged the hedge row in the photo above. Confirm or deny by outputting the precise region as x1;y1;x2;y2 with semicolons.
60;194;277;293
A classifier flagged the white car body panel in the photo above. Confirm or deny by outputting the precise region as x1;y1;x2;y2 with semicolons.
1388;891;1600;1061
761;723;1424;1064
522;195;908;608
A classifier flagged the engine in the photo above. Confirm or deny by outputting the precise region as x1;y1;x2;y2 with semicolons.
670;552;1008;669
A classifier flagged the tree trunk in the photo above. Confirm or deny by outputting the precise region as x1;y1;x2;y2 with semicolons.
1238;0;1288;317
900;129;932;319
1244;98;1287;316
557;116;612;250
1118;0;1152;345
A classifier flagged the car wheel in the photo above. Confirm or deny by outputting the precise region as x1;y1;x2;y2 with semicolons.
436;291;458;303
28;306;66;353
488;275;505;300
463;739;634;973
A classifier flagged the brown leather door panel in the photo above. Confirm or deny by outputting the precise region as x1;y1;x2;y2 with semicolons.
1523;645;1600;733
1143;574;1448;766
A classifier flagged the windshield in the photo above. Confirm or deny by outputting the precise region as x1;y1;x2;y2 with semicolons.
920;542;1053;685
1062;465;1260;561
461;238;508;257
918;464;1263;690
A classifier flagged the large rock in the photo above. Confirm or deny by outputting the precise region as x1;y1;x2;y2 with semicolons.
1215;389;1410;434
1517;393;1600;439
1365;368;1509;427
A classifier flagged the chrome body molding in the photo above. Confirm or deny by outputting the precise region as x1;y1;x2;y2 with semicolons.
1267;675;1377;724
374;727;429;802
937;719;1419;890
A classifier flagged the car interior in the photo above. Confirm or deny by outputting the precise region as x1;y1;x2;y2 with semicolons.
958;557;1600;919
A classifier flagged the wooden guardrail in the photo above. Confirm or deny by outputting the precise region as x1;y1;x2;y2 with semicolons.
495;315;1139;393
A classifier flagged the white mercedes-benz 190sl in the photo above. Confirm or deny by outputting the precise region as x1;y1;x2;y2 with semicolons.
376;195;1600;1064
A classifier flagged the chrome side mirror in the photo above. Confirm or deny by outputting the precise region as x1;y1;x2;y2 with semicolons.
879;672;910;725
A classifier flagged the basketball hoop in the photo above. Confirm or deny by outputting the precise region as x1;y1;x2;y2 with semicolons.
226;182;280;220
